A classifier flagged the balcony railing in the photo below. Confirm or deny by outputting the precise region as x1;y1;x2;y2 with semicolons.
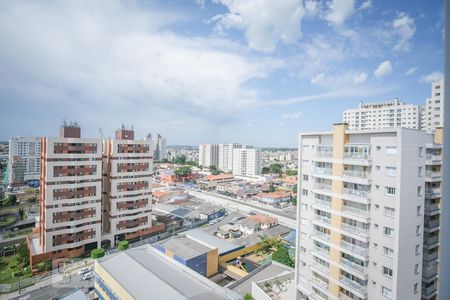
340;258;366;275
343;170;369;179
315;167;333;175
312;230;331;242
424;235;439;246
342;206;369;218
341;224;368;237
425;188;441;197
312;246;330;257
341;240;368;257
426;154;442;161
312;276;329;290
343;188;370;199
425;171;441;178
313;198;332;208
317;145;333;158
425;219;440;229
315;183;332;191
314;214;331;225
423;250;438;261
339;275;367;295
422;284;437;297
425;203;440;214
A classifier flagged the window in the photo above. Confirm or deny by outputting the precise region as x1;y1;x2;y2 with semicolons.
416;225;421;236
383;247;394;257
302;160;310;167
385;167;396;177
415;245;421;255
414;264;420;274
417;205;422;216
417;186;423;196
385;187;396;196
418;167;423;177
302;189;308;196
373;243;378;248
375;204;379;210
382;266;393;278
384;207;395;217
418;147;424;157
376;146;381;150
302;145;309;151
303;174;309;181
384;227;394;237
385;146;397;155
376;165;381;171
382;286;392;299
374;224;379;229
414;283;419;294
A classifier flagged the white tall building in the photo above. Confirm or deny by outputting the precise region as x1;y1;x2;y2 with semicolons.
343;99;422;130
148;133;167;160
422;80;444;133
198;144;219;168
8;136;41;185
296;123;433;300
218;143;242;172
232;148;262;176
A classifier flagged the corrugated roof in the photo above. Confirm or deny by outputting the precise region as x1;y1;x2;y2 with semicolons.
185;228;244;256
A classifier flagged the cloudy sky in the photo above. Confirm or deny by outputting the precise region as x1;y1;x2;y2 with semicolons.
0;0;444;147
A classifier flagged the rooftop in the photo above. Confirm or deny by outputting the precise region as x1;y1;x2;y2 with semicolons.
96;245;233;300
186;228;244;256
204;174;235;181
157;236;214;260
248;215;278;225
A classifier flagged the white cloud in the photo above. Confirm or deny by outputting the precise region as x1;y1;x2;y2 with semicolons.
359;0;372;10
405;67;417;76
0;0;282;143
421;72;443;83
374;61;392;78
354;72;368;84
310;73;325;84
212;0;306;52
392;12;416;51
282;111;303;119
305;0;320;17
325;0;356;25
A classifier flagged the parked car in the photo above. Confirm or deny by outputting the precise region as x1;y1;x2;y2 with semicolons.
82;272;94;280
77;267;91;276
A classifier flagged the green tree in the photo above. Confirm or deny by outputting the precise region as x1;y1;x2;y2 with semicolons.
269;163;283;175
285;169;298;176
258;234;271;254
174;166;192;177
3;194;18;206
243;293;254;300
44;259;52;271
291;195;297;206
262;166;270;174
172;155;187;165
18;206;26;220
268;184;276;193
91;248;105;259
16;242;29;265
272;245;294;267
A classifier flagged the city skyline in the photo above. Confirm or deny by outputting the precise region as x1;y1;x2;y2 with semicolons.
0;0;444;147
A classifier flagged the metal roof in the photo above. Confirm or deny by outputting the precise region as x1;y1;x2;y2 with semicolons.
185;228;244;256
157;236;213;260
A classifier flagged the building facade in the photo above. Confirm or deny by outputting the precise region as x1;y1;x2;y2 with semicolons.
8;136;41;186
198;144;219;168
28;123;102;266
103;127;155;245
343;99;422;130
232;148;262;177
422;80;444;133
148;133;167;161
218;143;242;172
296;124;430;300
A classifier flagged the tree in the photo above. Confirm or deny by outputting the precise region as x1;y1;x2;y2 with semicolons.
268;184;276;193
174;166;192;177
18;206;26;220
44;259;52;271
269;163;283;175
272;245;294;267
285;169;298;176
172;155;187;165
16;242;29;265
243;293;254;300
258;234;271;254
3;194;18;206
91;248;106;259
262;166;270;174
291;195;297;206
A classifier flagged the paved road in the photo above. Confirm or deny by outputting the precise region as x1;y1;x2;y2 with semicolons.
186;189;297;229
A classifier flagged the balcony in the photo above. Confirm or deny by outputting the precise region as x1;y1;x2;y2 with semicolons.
315;167;333;176
425;170;441;179
312;276;329;290
312;230;331;242
315;183;332;191
424;219;440;230
316;145;333;159
313;198;332;208
339;275;367;295
425;188;441;198
338;291;364;300
313;214;331;226
342;188;370;199
342;205;369;218
343;170;370;179
425;154;442;162
344;145;370;161
422;264;438;280
422;250;439;261
341;240;368;257
425;202;440;215
423;235;439;248
422;283;438;297
341;224;368;237
312;246;330;258
340;258;367;275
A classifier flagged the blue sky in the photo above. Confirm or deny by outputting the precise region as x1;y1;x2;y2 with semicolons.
0;0;444;147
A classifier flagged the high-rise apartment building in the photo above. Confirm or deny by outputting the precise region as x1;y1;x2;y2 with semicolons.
198;144;219;168
422;80;444;133
8;136;41;186
218;143;242;172
296;124;432;300
28;123;160;269
28;123;103;265
343;99;422;130
148;133;167;161
232;148;262;177
102;126;155;246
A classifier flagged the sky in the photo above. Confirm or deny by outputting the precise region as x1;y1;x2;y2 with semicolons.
0;0;445;147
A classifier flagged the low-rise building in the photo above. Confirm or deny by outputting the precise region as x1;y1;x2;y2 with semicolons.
239;219;260;235
199;174;235;190
254;191;291;206
247;215;278;230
